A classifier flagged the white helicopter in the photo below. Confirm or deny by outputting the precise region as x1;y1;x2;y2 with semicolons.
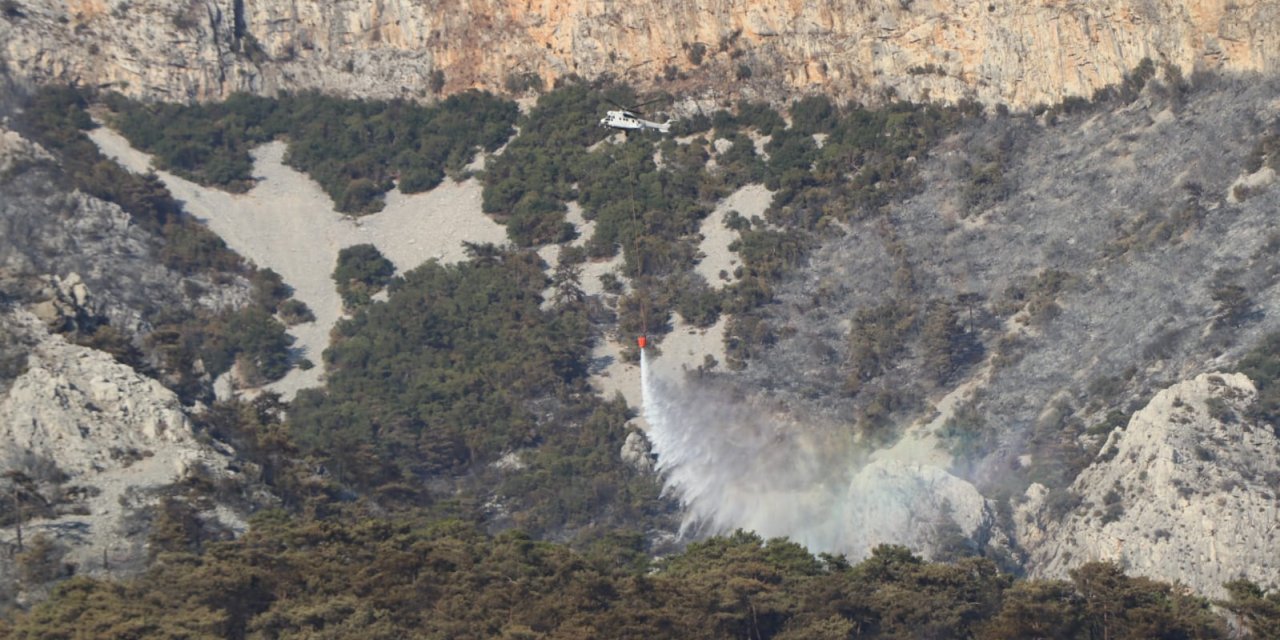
599;98;672;134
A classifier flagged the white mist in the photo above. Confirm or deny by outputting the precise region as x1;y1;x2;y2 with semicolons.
639;350;991;558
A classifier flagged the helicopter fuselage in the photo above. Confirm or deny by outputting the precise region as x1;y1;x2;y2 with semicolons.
600;110;671;133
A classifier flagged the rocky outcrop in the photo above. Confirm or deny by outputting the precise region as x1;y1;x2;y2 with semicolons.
0;124;259;587
620;428;654;472
0;123;249;353
28;272;98;334
1017;372;1280;598
0;314;203;476
0;312;247;578
4;0;1280;107
843;458;1004;561
0;127;53;174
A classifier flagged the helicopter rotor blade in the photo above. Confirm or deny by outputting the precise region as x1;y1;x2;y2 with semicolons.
630;96;670;111
602;94;671;116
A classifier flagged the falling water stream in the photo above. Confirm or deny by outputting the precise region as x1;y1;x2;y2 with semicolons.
639;350;987;557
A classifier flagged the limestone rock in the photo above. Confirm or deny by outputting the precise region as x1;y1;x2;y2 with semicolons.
1017;372;1280;598
841;459;1001;560
28;273;97;332
621;428;653;472
0;124;251;355
492;451;527;471
0;314;245;575
1;328;192;476
0;128;53;174
4;0;1280;108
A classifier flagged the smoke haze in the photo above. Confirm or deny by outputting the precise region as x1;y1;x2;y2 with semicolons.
640;351;992;558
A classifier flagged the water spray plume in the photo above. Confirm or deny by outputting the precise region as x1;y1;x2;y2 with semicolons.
639;351;990;559
641;350;848;547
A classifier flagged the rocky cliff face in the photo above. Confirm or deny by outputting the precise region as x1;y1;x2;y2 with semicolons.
1;313;203;477
1017;373;1280;598
0;124;248;338
4;0;1280;107
0;312;248;584
0;120;259;599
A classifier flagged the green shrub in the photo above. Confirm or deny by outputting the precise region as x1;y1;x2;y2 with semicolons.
715;132;767;188
250;268;291;313
940;396;996;461
481;83;627;244
229;308;294;384
1239;332;1280;427
734;100;784;134
685;42;707;66
922;301;983;384
673;275;721;327
397;166;445;193
789;95;838;134
1211;282;1252;326
724;315;774;370
333;244;395;309
1204;396;1235;423
2;0;25;19
278;299;315;326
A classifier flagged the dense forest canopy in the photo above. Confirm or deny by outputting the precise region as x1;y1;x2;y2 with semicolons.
284;240;668;538
1;516;1250;639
